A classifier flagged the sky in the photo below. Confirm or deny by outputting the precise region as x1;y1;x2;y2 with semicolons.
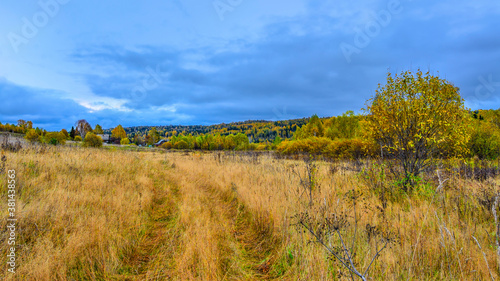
1;0;499;131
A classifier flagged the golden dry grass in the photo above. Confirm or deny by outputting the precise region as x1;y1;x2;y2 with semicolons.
1;145;500;280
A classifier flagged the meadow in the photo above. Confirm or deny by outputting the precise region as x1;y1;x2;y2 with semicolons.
1;144;500;280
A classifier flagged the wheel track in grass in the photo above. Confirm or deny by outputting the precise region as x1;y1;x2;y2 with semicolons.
113;167;184;280
115;158;283;280
165;162;283;280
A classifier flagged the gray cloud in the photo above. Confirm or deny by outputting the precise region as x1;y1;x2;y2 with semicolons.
4;0;500;130
0;79;89;130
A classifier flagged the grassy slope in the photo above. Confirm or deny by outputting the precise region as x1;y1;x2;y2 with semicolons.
1;146;500;280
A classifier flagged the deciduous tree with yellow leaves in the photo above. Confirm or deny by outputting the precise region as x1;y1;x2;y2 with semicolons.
364;69;470;188
111;125;127;140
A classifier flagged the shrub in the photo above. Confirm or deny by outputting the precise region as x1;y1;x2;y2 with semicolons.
174;140;189;150
469;131;500;160
323;138;377;159
60;129;69;139
43;132;66;145
249;143;268;151
83;132;103;148
256;144;268;151
161;142;173;149
74;136;82;142
25;129;40;143
120;138;130;145
57;132;67;145
276;137;332;155
277;137;378;159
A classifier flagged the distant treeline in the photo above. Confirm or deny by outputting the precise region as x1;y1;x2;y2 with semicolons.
5;109;500;160
104;118;311;143
0;120;35;134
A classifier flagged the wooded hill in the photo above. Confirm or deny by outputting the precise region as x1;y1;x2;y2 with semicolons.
104;118;311;143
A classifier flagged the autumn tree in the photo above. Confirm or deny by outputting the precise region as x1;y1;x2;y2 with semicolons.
16;120;33;132
296;115;324;139
324;111;360;140
94;124;104;134
306;115;324;137
14;120;31;133
147;127;160;145
174;140;189;149
17;120;27;131
364;70;470;188
271;136;282;149
224;134;236;150
234;133;249;150
111;125;127;139
133;133;144;145
75;120;93;138
196;134;212;150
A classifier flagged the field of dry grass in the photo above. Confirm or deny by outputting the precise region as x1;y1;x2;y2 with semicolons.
1;145;500;280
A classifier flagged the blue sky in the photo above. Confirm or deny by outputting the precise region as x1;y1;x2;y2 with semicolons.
1;0;499;131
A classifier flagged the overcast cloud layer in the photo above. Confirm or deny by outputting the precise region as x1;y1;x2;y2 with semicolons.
1;0;499;130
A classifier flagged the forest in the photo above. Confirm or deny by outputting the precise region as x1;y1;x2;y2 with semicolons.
110;118;310;143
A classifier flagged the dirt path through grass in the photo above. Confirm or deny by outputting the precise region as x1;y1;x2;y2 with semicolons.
114;166;183;280
162;160;280;280
114;158;280;280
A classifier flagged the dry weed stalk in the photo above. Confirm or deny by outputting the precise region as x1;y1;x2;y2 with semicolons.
292;155;318;206
492;194;500;273
295;210;389;281
472;235;495;281
294;160;390;281
408;170;447;279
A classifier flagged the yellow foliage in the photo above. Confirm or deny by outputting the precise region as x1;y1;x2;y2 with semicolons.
277;137;377;159
364;69;470;177
111;125;127;139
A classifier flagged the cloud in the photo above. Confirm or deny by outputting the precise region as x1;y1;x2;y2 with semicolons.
0;79;90;130
71;19;378;125
3;0;500;130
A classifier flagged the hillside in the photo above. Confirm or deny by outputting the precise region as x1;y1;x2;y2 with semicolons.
104;118;312;143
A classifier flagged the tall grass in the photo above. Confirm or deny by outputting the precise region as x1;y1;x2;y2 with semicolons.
1;145;500;280
0;146;176;280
